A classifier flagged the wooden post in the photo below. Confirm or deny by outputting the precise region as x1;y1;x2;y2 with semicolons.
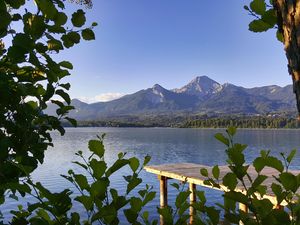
189;183;196;224
159;175;168;225
239;203;248;225
239;203;248;213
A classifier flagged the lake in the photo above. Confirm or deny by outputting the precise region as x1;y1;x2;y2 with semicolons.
2;127;300;223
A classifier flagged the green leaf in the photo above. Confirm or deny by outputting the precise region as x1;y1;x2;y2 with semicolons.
223;173;237;191
215;133;229;146
54;12;67;26
224;191;248;205
92;22;98;26
74;174;89;191
106;159;129;177
252;175;267;188
36;0;58;20
276;30;284;43
71;9;86;27
226;127;236;136
67;31;80;44
287;149;297;164
90;159;107;179
200;168;208;177
65;117;77;127
261;9;277;27
175;191;190;208
13;33;33;51
24;14;46;39
253;157;265;173
250;0;266;15
171;183;180;190
75;195;93;211
90;179;109;199
56;89;71;104
47;39;63;52
127;176;142;194
249;19;272;32
143;191;156;206
266;156;284;172
279;172;298;192
5;0;25;9
88;139;105;158
59;61;73;70
129;157;139;172
212;165;220;179
143;155;151;166
82;28;95;40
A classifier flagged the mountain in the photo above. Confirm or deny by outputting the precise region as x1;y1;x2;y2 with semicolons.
47;76;297;120
173;76;222;98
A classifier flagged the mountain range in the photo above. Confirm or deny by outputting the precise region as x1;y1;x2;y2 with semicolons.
47;76;297;120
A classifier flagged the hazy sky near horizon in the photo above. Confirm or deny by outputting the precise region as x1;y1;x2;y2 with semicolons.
62;0;290;103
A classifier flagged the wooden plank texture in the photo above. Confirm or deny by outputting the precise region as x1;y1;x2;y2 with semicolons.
145;163;300;206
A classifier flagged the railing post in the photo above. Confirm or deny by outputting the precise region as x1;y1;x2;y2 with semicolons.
239;203;248;225
158;175;168;225
189;183;196;224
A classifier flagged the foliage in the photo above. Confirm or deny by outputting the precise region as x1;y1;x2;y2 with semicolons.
3;134;157;225
203;127;300;225
244;0;282;40
0;0;96;201
182;115;300;129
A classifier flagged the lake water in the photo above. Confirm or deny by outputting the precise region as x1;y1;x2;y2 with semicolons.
2;128;300;223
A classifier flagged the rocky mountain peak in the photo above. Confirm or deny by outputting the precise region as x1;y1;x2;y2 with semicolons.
173;75;222;97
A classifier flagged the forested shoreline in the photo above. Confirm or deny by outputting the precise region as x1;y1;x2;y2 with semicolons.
63;116;300;129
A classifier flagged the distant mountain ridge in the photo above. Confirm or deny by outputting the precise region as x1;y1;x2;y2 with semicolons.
47;76;296;120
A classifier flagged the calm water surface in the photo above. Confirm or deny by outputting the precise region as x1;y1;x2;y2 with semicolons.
2;128;300;223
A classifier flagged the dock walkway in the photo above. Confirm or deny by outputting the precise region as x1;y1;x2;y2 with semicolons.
144;163;297;225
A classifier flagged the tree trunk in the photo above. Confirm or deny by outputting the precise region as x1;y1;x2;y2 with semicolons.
273;0;300;119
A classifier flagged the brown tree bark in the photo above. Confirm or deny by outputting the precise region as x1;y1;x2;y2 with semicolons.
273;0;300;119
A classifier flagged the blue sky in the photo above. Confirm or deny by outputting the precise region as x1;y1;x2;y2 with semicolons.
61;0;290;102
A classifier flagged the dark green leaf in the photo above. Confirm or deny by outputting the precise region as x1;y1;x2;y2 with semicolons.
56;89;71;104
88;139;104;158
253;157;265;173
75;195;93;211
90;159;107;179
250;0;266;15
127;176;142;194
212;165;220;179
223;173;237;191
266;156;284;172
82;28;95;40
175;191;190;208
59;61;73;70
36;0;58;20
200;168;208;177
74;174;89;191
129;157;139;172
54;12;67;26
143;191;156;206
106;159;129;177
279;172;298;192
287;149;297;164
214;133;229;146
47;39;63;52
65;117;77;127
226;127;236;136
249;19;272;32
71;9;86;27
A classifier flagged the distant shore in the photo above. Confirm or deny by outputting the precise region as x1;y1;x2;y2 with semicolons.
62;115;300;129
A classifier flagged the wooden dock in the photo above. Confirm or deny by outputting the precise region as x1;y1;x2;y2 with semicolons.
144;163;297;225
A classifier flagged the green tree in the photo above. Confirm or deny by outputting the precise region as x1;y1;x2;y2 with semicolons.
245;0;300;119
0;0;96;202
